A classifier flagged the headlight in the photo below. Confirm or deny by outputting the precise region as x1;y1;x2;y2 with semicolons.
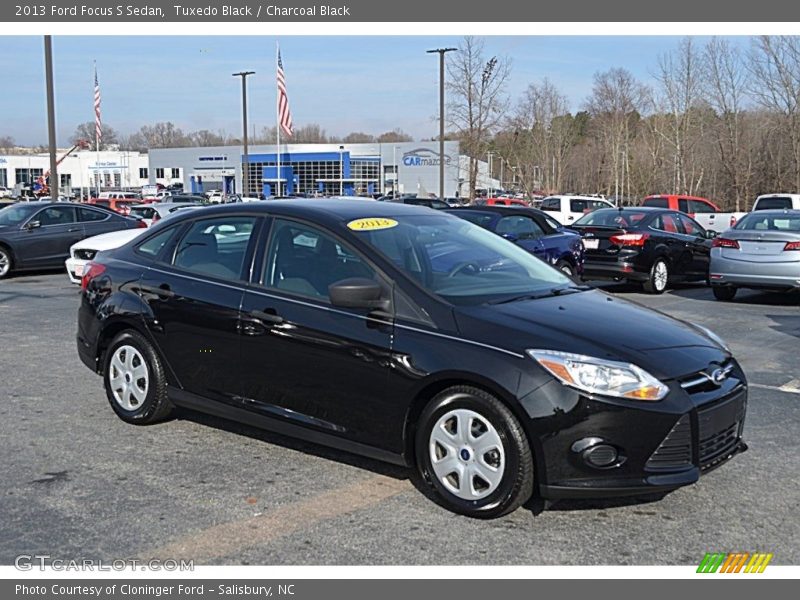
527;349;668;401
692;323;730;353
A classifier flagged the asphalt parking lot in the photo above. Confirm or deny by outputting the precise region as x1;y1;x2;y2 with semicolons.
0;271;798;565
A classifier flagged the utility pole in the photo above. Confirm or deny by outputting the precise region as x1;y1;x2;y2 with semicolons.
44;36;58;200
233;71;255;197
427;47;456;200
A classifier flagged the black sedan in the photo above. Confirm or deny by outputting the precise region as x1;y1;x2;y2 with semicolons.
77;201;746;518
445;206;585;278
0;201;145;279
572;207;716;293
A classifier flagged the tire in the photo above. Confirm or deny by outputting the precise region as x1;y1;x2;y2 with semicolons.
0;245;13;279
642;258;669;294
103;330;173;424
555;259;575;278
712;285;737;301
415;386;534;519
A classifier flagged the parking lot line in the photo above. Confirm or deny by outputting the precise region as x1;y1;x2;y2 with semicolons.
148;474;412;562
750;382;800;395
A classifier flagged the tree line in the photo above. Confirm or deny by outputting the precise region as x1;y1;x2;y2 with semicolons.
447;35;800;209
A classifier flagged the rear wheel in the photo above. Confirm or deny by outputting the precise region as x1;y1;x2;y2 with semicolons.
415;386;534;519
103;330;173;424
712;285;737;301
0;246;12;279
643;258;669;294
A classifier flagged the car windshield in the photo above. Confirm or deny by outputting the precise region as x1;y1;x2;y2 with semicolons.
0;203;40;226
350;213;575;306
574;208;648;227
734;212;800;231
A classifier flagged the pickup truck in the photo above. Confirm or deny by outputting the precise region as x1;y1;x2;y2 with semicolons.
752;193;800;211
641;194;747;232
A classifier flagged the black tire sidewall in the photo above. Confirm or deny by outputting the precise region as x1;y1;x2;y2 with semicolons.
712;285;737;301
555;259;575;278
103;331;165;424
416;390;529;518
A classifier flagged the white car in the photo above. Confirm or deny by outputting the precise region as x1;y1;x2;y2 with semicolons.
540;195;616;225
128;202;203;226
205;190;223;203
65;229;146;284
0;186;12;198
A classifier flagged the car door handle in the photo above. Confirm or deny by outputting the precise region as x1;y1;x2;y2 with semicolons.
249;309;284;325
139;284;175;299
68;227;82;232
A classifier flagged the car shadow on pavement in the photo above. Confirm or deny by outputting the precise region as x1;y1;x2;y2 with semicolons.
531;492;671;514
765;314;800;338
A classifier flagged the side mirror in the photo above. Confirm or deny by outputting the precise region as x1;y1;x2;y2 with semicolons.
501;233;519;242
329;278;389;311
705;230;718;239
25;220;41;231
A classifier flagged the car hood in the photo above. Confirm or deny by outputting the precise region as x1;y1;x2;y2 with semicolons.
455;289;727;380
71;228;145;252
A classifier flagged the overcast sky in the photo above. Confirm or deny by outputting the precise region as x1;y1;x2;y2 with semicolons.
0;35;752;146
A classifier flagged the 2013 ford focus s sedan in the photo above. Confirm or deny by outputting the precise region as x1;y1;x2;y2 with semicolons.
77;200;748;518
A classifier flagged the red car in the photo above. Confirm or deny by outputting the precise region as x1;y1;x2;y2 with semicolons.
475;197;529;207
641;194;719;216
85;198;135;216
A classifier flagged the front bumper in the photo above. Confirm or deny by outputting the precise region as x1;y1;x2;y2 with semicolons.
527;363;748;500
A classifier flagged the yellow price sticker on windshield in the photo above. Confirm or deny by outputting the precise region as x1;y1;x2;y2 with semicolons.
347;218;398;231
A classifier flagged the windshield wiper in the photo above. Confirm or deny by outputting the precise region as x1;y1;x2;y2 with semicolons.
488;284;591;305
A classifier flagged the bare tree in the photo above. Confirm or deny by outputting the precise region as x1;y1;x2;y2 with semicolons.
654;37;704;195
292;123;329;143
447;36;511;200
343;132;375;143
585;68;647;199
188;129;226;147
509;78;578;195
71;121;118;149
703;37;753;210
748;35;800;191
125;122;189;151
377;128;413;143
0;135;14;153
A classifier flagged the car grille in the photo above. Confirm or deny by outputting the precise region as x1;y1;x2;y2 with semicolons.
646;414;692;470
679;360;736;394
698;391;746;470
74;249;97;261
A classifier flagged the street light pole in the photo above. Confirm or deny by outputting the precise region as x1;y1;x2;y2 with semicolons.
427;47;456;200
44;36;58;200
233;71;255;198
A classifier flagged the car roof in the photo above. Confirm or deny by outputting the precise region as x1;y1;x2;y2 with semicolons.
742;208;800;215
446;206;551;218
163;198;436;223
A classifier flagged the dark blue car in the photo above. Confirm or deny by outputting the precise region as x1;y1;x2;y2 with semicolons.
445;206;585;277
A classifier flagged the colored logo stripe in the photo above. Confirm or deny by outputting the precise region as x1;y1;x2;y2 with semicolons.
697;552;773;573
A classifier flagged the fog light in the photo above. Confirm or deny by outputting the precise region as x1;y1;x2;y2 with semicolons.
584;444;618;467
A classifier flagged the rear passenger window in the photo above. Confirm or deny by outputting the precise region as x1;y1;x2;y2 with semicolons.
172;217;256;280
678;199;690;213
264;219;375;300
79;207;108;222
688;199;715;213
137;227;179;257
644;197;669;208
755;197;793;210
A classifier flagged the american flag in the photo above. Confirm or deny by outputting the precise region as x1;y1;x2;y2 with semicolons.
93;65;102;147
277;50;293;138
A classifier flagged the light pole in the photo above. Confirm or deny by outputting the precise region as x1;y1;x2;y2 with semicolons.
233;71;255;197
392;145;399;196
487;151;494;198
44;36;58;200
427;47;457;200
339;145;344;195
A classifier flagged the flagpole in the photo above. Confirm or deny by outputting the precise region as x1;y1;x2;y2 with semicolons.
94;60;99;198
276;42;281;197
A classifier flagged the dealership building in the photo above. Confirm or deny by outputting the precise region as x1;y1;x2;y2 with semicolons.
0;150;166;195
148;141;496;198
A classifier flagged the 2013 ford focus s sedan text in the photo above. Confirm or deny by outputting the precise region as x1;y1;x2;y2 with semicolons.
77;200;748;518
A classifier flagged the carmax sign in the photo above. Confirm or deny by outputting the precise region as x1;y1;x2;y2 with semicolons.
403;148;452;167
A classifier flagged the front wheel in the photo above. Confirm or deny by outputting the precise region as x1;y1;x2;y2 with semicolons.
415;386;534;519
555;259;575;278
103;330;174;424
643;258;669;294
712;285;737;301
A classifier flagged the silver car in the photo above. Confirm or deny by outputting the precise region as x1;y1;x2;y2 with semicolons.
709;209;800;300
